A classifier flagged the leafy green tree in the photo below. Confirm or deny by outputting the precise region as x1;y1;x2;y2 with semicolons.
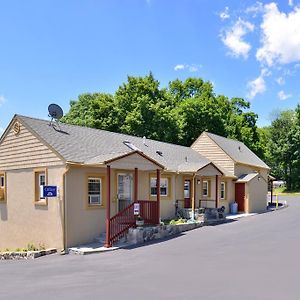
62;93;119;132
268;110;296;189
62;73;264;161
114;73;179;143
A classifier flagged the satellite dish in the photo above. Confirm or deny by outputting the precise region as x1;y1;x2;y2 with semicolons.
48;104;63;120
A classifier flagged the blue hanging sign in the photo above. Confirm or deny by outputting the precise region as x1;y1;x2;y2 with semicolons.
43;186;57;198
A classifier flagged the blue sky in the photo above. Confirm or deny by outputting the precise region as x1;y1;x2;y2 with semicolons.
1;0;300;133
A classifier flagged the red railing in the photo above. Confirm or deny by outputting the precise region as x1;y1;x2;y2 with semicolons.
109;200;158;245
137;200;158;225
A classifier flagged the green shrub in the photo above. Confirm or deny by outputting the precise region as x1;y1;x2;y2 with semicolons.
27;243;38;251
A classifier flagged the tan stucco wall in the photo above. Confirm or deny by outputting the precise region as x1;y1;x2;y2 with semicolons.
65;166;108;247
219;178;235;213
247;177;268;213
234;163;268;213
0;166;65;250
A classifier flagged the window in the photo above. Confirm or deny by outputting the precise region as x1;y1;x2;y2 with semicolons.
0;175;4;188
34;170;47;204
150;177;168;196
88;177;102;205
220;182;226;200
0;173;5;202
123;141;142;151
202;181;208;197
39;173;46;199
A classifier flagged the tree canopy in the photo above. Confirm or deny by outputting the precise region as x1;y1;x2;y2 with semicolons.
62;73;265;157
264;107;300;190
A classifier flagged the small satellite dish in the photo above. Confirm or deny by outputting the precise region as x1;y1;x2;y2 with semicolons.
48;103;63;120
48;103;63;129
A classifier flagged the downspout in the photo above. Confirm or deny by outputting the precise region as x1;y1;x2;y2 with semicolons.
61;165;70;254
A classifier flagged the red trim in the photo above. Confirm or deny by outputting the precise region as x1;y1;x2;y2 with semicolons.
105;165;112;248
156;169;161;224
215;175;218;208
134;168;138;202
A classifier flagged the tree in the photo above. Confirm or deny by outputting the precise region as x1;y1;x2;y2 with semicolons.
268;110;296;189
114;73;179;143
62;73;264;160
61;93;119;132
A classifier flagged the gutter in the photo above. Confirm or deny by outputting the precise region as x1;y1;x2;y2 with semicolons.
61;165;70;254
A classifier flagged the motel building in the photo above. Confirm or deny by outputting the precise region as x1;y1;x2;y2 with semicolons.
0;115;270;250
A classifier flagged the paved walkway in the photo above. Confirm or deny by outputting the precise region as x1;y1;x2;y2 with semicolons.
1;196;299;300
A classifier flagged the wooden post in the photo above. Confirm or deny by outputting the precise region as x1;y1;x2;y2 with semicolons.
134;167;138;202
270;180;273;204
191;175;195;211
215;175;218;208
191;174;196;221
156;169;161;224
105;165;111;248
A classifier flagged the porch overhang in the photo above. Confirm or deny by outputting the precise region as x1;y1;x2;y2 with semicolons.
235;173;258;183
83;150;165;170
177;162;223;176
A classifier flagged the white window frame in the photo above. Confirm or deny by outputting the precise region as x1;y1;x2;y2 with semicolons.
150;177;169;196
88;177;102;205
220;182;225;200
39;173;46;200
202;180;208;197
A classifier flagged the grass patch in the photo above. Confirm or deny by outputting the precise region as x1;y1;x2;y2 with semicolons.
162;218;187;225
273;186;300;196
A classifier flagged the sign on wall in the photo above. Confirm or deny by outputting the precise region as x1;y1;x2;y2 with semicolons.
43;186;57;198
134;203;140;215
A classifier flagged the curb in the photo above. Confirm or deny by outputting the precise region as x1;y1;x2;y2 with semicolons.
0;248;57;260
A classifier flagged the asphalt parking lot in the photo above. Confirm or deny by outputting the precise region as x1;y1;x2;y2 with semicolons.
1;196;299;300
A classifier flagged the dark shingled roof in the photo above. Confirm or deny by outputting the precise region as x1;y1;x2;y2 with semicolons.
17;115;214;172
205;132;270;169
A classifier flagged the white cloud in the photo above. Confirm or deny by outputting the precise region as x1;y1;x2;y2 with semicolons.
247;69;270;99
0;95;6;107
245;2;264;16
294;63;300;69
219;7;230;20
278;90;292;100
276;77;285;85
174;64;185;71
221;18;254;59
288;0;294;7
174;64;201;72
256;3;300;66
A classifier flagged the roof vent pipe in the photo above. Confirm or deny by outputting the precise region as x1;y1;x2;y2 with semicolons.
143;136;146;145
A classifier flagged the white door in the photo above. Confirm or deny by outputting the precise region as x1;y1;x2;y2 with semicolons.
117;174;133;211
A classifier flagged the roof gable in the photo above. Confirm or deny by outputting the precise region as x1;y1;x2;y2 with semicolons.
0;115;63;170
204;132;269;169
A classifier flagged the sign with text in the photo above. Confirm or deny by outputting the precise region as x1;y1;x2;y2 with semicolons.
43;186;57;198
133;203;140;215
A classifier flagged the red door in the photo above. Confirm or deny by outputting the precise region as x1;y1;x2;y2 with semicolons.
235;183;245;212
184;180;191;208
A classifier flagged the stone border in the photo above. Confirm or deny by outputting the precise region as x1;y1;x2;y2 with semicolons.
0;248;57;260
124;221;204;246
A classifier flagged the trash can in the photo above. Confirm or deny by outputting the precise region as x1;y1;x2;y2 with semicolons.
230;202;238;214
